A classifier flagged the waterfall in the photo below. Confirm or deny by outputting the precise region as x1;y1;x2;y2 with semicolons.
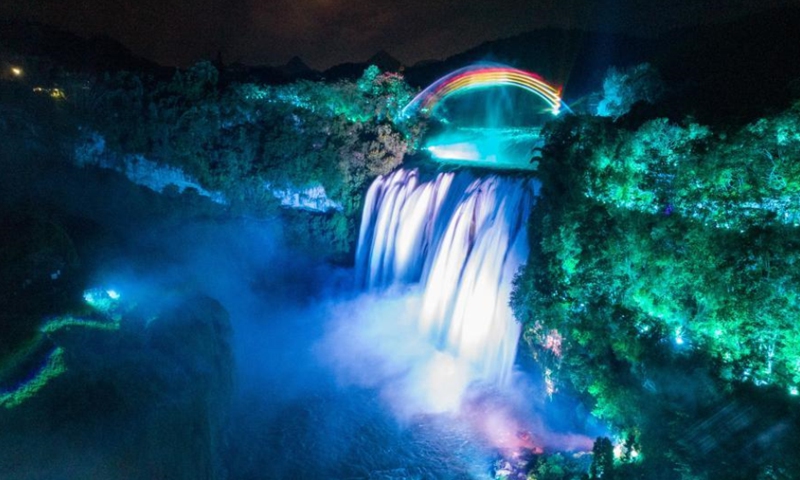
356;167;538;388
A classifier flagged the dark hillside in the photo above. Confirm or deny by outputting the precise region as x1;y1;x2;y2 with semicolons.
0;21;169;78
651;6;800;120
403;28;654;101
402;5;800;120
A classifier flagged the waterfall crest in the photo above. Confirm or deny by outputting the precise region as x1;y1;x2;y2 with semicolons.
356;167;538;387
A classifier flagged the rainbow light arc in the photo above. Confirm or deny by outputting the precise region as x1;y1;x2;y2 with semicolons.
401;65;563;119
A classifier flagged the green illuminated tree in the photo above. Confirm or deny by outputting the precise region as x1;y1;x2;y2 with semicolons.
596;63;664;119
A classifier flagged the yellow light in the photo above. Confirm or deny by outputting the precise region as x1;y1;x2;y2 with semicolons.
11;66;23;77
32;86;66;100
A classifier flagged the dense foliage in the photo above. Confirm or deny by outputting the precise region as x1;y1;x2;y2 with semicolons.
595;63;664;119
66;62;423;257
7;51;800;479
513;104;800;478
0;63;422;364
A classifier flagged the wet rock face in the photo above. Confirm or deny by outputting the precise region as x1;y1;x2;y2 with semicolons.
147;294;234;399
146;294;234;477
140;294;234;480
0;292;234;480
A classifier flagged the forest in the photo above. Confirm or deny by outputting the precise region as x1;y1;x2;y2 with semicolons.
2;48;799;479
513;83;800;478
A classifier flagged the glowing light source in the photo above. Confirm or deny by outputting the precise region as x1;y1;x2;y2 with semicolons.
10;66;22;77
613;438;642;462
674;327;685;345
83;287;122;315
790;386;799;396
49;88;66;100
32;86;66;100
426;142;482;161
401;64;563;119
424;127;544;169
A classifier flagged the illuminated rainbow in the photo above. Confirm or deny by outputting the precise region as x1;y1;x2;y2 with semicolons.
401;64;563;119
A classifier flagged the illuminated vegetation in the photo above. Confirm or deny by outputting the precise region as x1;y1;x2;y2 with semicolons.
68;62;421;257
4;48;799;477
39;315;120;334
513;101;800;478
0;347;66;409
0;287;127;409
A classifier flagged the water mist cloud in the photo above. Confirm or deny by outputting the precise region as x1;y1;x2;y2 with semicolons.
317;287;596;455
317;288;475;415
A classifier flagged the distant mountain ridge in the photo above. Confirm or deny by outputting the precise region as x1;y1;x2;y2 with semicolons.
403;28;655;98
321;50;403;81
0;20;169;78
650;5;800;118
280;56;312;77
3;5;799;118
400;5;800;119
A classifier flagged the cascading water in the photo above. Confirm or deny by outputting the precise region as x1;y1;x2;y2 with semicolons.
356;167;538;390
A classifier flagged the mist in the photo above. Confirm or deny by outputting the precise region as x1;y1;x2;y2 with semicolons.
0;101;596;478
85;210;502;478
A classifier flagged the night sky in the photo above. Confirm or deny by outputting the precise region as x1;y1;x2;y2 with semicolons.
0;0;792;69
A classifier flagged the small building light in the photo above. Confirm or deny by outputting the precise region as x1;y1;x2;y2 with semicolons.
32;86;66;100
49;88;66;100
